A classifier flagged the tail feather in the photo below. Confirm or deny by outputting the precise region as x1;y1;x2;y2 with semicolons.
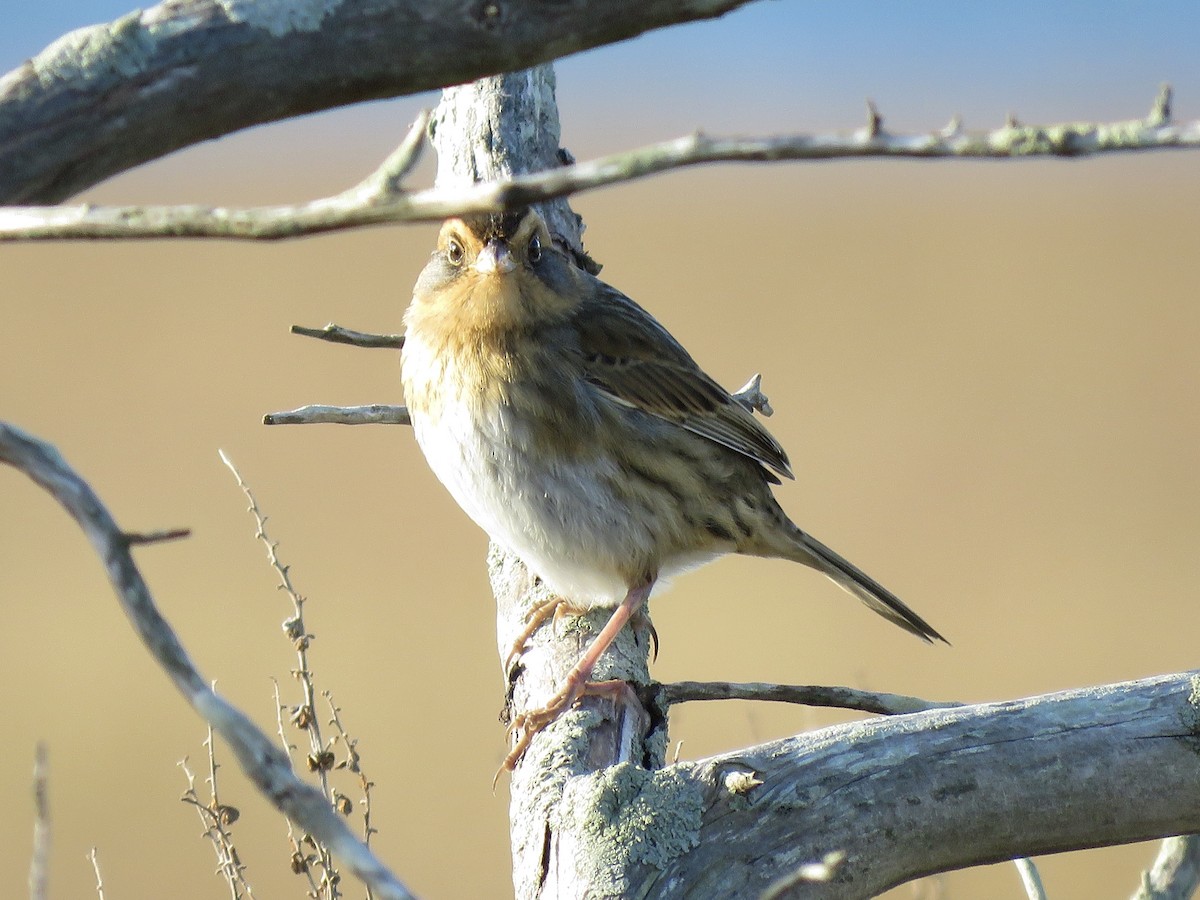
788;528;947;644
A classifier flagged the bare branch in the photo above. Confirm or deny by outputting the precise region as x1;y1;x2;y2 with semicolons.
1132;835;1200;900
600;672;1200;898
291;324;405;350
123;527;192;545
271;680;326;900
656;680;959;716
864;99;883;139
179;754;247;900
0;422;416;900
2;89;1197;242
267;317;768;428
1014;858;1048;900
204;726;252;899
180;730;256;900
30;743;50;900
761;853;847;899
323;691;379;848
657;679;1045;894
0;0;763;203
86;848;105;900
261;379;765;427
220;450;348;897
731;373;774;417
263;405;411;426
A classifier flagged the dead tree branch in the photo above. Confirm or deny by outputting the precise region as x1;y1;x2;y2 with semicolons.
1132;835;1200;900
29;743;50;900
577;672;1200;898
2;87;1196;242
0;0;762;204
0;422;416;900
655;680;959;716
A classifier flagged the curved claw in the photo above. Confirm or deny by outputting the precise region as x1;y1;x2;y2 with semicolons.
504;596;594;675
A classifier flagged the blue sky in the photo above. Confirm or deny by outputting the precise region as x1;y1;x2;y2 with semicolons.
5;2;1200;159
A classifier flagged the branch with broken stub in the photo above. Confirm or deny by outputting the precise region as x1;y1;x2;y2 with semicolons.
262;322;775;426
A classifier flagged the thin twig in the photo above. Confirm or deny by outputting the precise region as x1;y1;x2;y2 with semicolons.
219;449;341;898
291;324;405;350
2;89;1196;242
204;724;252;899
0;423;415;900
179;753;252;900
1015;857;1048;900
264;355;763;432
1132;835;1200;900
656;681;958;716
123;527;192;545
263;405;411;426
324;691;378;849
761;851;847;899
87;848;105;900
30;743;50;900
731;374;773;417
272;680;325;898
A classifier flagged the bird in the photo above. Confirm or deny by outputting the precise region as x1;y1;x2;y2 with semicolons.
401;207;945;768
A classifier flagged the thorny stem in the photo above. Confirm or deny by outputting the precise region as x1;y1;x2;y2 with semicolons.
273;679;324;898
219;450;340;898
179;751;254;900
324;692;377;848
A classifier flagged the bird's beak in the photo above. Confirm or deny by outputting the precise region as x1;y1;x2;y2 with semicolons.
474;239;517;275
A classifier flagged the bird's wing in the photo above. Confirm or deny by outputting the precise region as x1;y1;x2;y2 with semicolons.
571;283;794;481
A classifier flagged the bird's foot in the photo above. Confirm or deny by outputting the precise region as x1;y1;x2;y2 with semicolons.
503;595;591;675
501;676;632;774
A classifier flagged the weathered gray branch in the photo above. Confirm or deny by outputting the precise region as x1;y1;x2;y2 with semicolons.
3;87;1197;242
0;422;416;900
1132;835;1200;900
290;324;405;350
30;743;50;900
656;680;959;716
261;322;768;426
574;672;1200;899
263;404;410;426
0;0;761;204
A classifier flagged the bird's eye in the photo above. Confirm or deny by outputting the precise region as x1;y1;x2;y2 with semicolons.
528;234;542;264
446;237;464;265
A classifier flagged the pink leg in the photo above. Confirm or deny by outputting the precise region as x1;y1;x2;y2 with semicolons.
503;578;654;771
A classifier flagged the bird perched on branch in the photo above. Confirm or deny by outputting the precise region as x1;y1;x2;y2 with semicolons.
402;208;945;768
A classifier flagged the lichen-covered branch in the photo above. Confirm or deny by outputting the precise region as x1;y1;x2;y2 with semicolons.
1131;835;1200;900
0;0;761;204
2;88;1195;242
589;672;1200;898
0;422;416;900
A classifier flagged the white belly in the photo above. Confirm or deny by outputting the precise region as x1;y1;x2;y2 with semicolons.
402;334;725;606
412;398;640;605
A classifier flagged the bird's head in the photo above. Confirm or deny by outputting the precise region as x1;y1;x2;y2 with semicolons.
411;208;579;328
437;209;548;279
455;209;544;275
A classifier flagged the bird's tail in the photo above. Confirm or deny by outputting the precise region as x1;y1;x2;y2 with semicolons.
784;526;947;644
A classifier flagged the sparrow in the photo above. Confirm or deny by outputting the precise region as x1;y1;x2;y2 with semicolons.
401;208;945;768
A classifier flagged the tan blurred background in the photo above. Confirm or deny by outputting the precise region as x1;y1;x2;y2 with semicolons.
3;3;1200;899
